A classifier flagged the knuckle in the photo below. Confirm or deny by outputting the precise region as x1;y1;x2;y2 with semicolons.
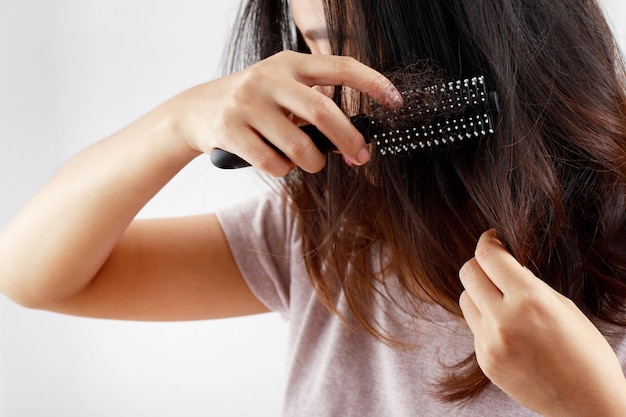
492;322;517;351
306;97;335;125
478;341;499;365
219;98;245;125
284;137;326;173
513;287;553;320
269;50;300;69
459;258;480;283
270;164;294;178
475;328;517;379
229;87;248;108
474;240;497;265
561;296;578;311
240;71;260;90
237;66;268;94
274;124;316;160
300;155;327;174
229;86;256;110
458;290;471;309
254;152;277;173
201;110;237;151
251;149;293;177
284;136;311;159
275;49;296;60
478;344;507;380
286;50;300;60
334;55;358;74
252;154;283;177
311;159;327;173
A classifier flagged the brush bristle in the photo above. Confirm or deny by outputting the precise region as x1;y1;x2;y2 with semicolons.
369;75;496;156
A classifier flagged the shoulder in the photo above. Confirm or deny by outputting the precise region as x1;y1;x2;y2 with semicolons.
216;190;297;241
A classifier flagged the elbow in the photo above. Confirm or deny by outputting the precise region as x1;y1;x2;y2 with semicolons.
0;269;62;311
0;280;48;310
0;268;89;314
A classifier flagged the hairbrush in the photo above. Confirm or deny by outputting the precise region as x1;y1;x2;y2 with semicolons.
210;75;499;169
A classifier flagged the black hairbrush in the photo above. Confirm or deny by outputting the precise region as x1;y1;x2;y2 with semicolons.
210;76;499;169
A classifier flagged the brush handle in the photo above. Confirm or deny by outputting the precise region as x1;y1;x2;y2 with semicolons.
210;114;370;169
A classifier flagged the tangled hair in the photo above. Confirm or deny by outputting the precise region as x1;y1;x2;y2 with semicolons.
226;0;626;403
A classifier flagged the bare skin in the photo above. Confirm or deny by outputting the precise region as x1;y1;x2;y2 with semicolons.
0;2;401;320
460;230;626;416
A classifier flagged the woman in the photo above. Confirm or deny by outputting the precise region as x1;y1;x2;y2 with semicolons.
1;0;625;415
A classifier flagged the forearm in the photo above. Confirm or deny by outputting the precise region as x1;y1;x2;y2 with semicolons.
0;51;401;312
0;101;200;306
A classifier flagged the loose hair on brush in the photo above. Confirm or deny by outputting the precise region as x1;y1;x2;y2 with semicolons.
226;0;626;403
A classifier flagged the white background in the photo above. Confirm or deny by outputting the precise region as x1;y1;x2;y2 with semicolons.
0;1;624;416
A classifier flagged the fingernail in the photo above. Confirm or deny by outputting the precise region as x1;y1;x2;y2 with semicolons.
354;147;370;165
389;89;403;106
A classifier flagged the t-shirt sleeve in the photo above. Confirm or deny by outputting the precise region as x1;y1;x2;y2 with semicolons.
215;193;299;319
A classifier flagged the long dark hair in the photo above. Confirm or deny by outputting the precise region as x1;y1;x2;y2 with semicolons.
226;0;626;402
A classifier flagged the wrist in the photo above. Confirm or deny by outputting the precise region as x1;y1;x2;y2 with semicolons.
154;99;203;161
163;89;209;159
542;394;626;417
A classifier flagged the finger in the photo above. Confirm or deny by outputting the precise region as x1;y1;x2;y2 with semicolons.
273;82;370;165
287;53;403;108
473;229;536;295
459;290;482;335
459;257;504;315
220;127;295;177
251;108;327;173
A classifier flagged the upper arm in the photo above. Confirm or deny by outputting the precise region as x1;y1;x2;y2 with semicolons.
45;214;270;321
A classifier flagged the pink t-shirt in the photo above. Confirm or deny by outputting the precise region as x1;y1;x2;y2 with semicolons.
216;193;626;417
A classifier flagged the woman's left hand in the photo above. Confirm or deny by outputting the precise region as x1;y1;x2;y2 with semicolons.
459;230;626;417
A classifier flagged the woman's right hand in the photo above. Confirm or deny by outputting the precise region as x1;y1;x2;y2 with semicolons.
170;50;402;176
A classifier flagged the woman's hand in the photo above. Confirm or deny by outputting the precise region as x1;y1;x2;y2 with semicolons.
0;49;400;312
459;230;626;417
169;50;402;176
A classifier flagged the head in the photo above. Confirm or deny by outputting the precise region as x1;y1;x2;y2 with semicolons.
228;0;626;402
